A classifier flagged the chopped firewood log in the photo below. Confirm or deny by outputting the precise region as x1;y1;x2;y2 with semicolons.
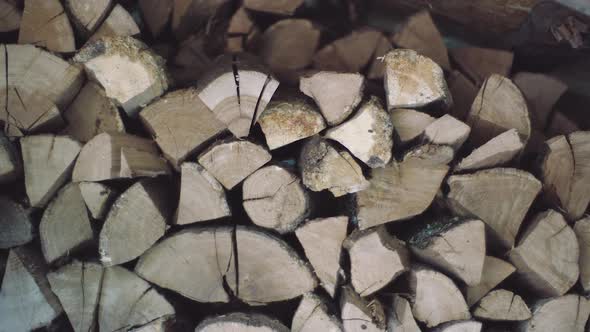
386;295;420;332
300;71;365;126
0;197;32;248
0;133;20;182
0;0;20;32
465;256;516;307
47;261;103;332
508;210;579;297
243;165;309;233
0;247;63;331
196;313;289;332
99;266;174;332
408;265;471;328
79;182;116;220
344;227;409;296
225;7;259;53
466;74;531;146
139;0;172;37
340;286;386;332
99;178;172;266
176;162;230;225
292;293;342;332
423;114;471;151
64;82;126;143
431;321;482;332
565;131;590;219
473;289;531;321
367;35;393;80
392;10;451;70
325;96;393;168
450;47;514;86
21;135;81;208
18;0;75;53
244;0;304;15
313;28;381;73
198;139;271;189
574;217;590;291
312;44;347;73
64;0;111;37
258;94;326;150
72;133;170;182
546;111;579;136
88;4;140;43
455;129;523;172
355;158;448;229
295;216;348;297
260;19;321;74
74;36;169;116
447;168;542;249
1;44;84;136
129;317;173;332
171;0;231;41
140;88;227;167
519;295;590;332
447;70;478;121
383;49;451;110
513;72;567;130
172;35;213;85
403;144;455;166
40;183;93;264
409;218;485;286
227;7;253;35
390;108;435;145
299;136;369;197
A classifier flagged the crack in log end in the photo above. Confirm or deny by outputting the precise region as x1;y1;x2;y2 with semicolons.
249;74;272;136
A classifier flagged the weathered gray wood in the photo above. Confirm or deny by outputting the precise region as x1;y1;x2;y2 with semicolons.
196;313;290;332
292;293;342;332
455;129;523;172
386;295;420;332
0;197;33;248
431;321;482;332
367;35;393;80
473;289;531;321
574;217;590;292
566;131;590;220
513;72;567;130
519;295;590;332
88;4;140;43
450;47;513;86
448;70;478;121
65;0;112;36
79;182;117;220
244;0;303;15
0;0;21;32
423;114;471;151
390;109;435;145
403;144;455;166
139;0;172;37
465;256;515;307
0;132;20;182
18;0;75;53
313;28;381;73
340;286;386;332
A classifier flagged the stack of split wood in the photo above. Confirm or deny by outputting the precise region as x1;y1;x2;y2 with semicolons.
0;1;589;332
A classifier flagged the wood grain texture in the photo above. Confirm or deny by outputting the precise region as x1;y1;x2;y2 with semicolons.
18;0;75;52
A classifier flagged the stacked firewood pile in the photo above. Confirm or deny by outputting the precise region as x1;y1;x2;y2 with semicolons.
0;0;589;331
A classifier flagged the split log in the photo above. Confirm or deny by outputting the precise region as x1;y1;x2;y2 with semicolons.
0;197;33;248
1;44;84;136
450;48;514;86
403;144;455;166
139;0;172;37
88;4;140;43
292;293;342;332
508;210;579;297
465;256;516;307
390;108;435;145
0;247;63;332
196;313;289;332
139;88;227;166
340;286;386;332
47;261;104;332
300;71;365;126
244;0;304;15
72;133;170;182
64;0;111;36
299;136;369;197
383;49;451;110
513;72;567;130
225;7;258;53
171;0;231;41
431;321;482;332
63;81;126;143
565;132;590;220
99;178;173;266
0;133;20;182
243;165;309;233
172;35;213;86
129;317;172;332
355;158;448;229
295;216;348;297
40;183;94;264
408;265;471;328
21;135;82;207
313;28;381;73
519;295;590;332
258;94;326;150
574;217;590;291
546;111;579;136
455;129;524;172
325;96;393;168
367;35;393;80
386;295;420;332
466;74;531;146
18;0;75;53
198;139;271;190
447;70;478;121
447;168;542;249
473;289;531;321
79;181;117;220
344;227;409;296
409;218;486;286
392;10;450;70
99;266;174;332
74;36;169;116
176;162;230;225
423;114;471;151
0;0;20;32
